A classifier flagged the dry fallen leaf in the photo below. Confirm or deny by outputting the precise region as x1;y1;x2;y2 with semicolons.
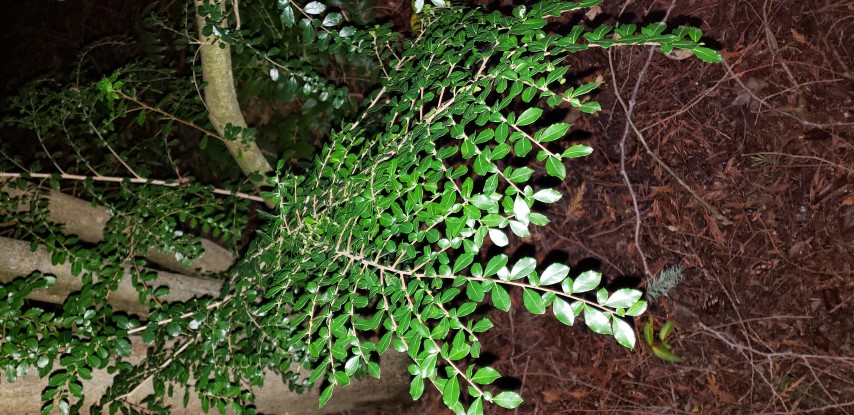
791;28;807;44
664;48;694;60
542;389;563;403
584;5;602;20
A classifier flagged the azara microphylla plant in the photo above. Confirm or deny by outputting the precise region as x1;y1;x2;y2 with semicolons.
0;0;721;414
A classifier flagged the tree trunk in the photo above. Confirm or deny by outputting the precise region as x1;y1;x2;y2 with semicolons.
194;0;275;201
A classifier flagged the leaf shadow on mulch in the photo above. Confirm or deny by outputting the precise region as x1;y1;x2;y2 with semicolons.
361;0;853;414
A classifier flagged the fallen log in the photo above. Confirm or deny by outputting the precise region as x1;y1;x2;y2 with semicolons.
1;181;235;276
0;337;410;415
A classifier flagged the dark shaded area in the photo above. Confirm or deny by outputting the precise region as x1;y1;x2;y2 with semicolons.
0;0;142;100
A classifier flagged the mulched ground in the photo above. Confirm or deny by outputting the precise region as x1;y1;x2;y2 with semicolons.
400;0;854;414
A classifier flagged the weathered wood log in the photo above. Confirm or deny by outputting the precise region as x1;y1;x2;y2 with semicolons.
0;337;411;415
1;182;236;276
0;236;222;315
0;236;412;414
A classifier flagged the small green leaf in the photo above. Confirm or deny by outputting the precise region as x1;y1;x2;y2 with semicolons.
491;285;511;312
578;101;601;114
605;288;643;308
167;321;181;337
304;1;326;14
643;317;655;346
545;157;566;179
481;214;508;227
506;166;533;183
467;281;485;302
562;144;593;159
659;321;676;342
537;123;570;142
513;196;530;224
625;300;648;317
553;298;574;326
492;391;523;409
508;220;530;237
410;376;424;400
510;257;536;280
488;228;509;247
652;345;684;362
691;47;722;63
319;384;334;408
322;12;342;26
471;367;501;384
573;270;601;293
522;289;546;314
514;137;532;157
443;374;461;408
68;381;83;398
454;252;475;273
421;353;438;378
539;263;570;286
493;121;509;142
532;189;561;203
484;254;508;277
48;372;68;387
515;108;542;127
467;397;484;415
583;305;612;334
642;22;666;36
612;318;636;349
281;5;295;26
596;287;609;304
573;81;599;96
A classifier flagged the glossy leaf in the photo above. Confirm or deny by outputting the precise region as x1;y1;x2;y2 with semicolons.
304;1;326;14
583;305;612;334
522;289;546;314
471;367;501;385
515;108;542;127
539;263;570;286
510;257;536;280
491;285;511;312
612;318;636;349
492;391;523;409
553;298;575;326
573;270;601;293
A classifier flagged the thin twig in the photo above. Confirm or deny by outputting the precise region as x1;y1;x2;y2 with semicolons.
87;121;142;179
116;91;227;143
608;49;734;232
0;172;265;202
607;0;678;278
743;152;854;174
116;338;196;400
722;60;854;128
